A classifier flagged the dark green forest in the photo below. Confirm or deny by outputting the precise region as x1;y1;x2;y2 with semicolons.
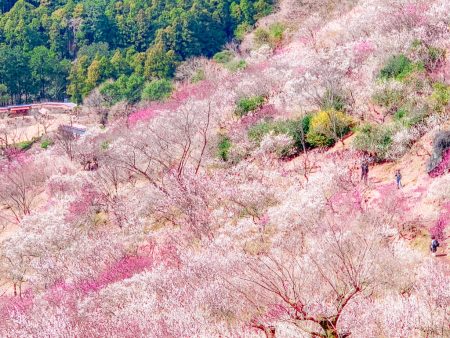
0;0;272;105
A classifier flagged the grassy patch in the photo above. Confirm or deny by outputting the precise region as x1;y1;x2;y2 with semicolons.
213;50;246;72
234;22;252;41
268;23;285;44
379;54;424;81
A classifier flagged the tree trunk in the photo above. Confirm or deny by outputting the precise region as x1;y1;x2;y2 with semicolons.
254;324;276;338
319;318;338;338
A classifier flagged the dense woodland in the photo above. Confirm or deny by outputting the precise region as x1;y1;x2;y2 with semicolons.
0;0;272;105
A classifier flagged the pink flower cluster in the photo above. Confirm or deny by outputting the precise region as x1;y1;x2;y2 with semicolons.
128;80;214;125
353;41;375;63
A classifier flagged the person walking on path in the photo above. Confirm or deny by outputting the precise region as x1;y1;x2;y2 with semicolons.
361;158;369;184
395;169;402;189
430;236;440;256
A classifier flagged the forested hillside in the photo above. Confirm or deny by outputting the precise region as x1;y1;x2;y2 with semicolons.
0;0;272;105
0;0;449;337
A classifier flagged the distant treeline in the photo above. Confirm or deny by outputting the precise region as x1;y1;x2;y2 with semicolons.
0;0;273;105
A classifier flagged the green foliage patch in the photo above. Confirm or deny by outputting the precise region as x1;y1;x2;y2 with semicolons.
40;139;53;149
372;83;407;112
213;51;234;64
253;22;286;47
213;51;247;72
191;69;206;83
224;60;247;72
430;82;450;113
141;79;173;102
379;54;424;81
353;123;393;161
235;96;265;117
217;135;232;161
248;114;312;151
393;103;428;128
100;75;145;105
379;54;414;80
15;140;34;151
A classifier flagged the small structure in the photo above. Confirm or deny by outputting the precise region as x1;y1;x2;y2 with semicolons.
0;102;76;118
0;104;32;117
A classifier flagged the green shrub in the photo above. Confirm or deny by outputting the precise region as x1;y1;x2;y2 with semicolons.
394;103;429;128
411;40;445;71
248;121;273;142
427;47;445;66
253;28;271;47
306;110;353;147
372;82;407;112
101;141;110;150
141;79;173;101
379;54;414;80
235;96;265;117
225;60;247;72
40;139;53;149
305;132;335;148
253;0;273;19
16;140;34;151
268;23;285;44
394;108;408;121
191;69;205;83
213;50;234;64
248;114;312;151
213;51;246;72
217;135;232;161
100;74;145;104
353;123;393;160
411;39;422;49
430;82;450;113
254;23;286;48
234;22;252;41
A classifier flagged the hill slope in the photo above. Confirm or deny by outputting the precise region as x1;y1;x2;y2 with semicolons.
0;0;449;337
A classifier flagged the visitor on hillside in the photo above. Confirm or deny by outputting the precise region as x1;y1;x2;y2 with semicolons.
395;169;402;189
361;158;369;184
430;236;440;256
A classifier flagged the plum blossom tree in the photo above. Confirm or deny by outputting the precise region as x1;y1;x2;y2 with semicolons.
1;1;450;336
224;207;419;338
0;156;48;223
